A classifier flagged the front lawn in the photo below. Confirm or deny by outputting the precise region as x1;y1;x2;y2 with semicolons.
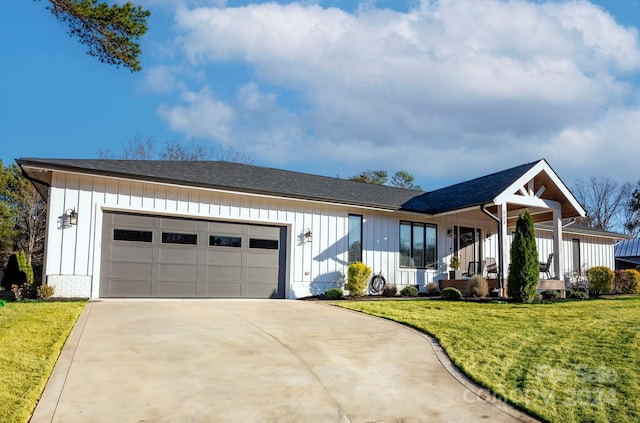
0;301;86;423
337;297;640;423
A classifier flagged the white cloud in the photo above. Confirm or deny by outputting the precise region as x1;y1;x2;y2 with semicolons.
158;87;235;141
143;65;188;94
152;0;640;186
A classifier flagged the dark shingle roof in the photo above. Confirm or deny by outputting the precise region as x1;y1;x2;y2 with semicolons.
17;158;419;210
401;162;538;214
17;158;558;216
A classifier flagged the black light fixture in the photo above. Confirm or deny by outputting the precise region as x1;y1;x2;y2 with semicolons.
66;208;78;226
304;229;312;242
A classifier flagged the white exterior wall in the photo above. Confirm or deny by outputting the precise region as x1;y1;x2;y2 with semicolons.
43;171;619;298
533;229;615;278
44;172;446;298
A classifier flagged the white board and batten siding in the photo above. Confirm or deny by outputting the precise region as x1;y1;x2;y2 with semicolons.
43;171;620;298
45;172;442;298
532;229;615;278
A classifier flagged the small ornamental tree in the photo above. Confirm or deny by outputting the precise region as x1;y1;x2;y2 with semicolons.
16;250;34;285
1;253;27;290
346;262;372;297
508;211;539;303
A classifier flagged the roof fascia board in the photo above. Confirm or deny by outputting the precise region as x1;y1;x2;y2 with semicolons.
24;164;402;213
493;160;586;216
431;205;483;217
535;225;628;240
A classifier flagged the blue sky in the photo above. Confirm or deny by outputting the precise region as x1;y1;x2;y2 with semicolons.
2;0;640;190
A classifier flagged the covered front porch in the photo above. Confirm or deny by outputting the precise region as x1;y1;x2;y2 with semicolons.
431;160;586;297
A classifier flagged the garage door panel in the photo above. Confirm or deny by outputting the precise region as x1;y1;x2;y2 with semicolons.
160;218;199;230
207;282;242;297
110;246;153;263
207;250;242;266
207;265;242;281
207;221;243;233
246;252;279;266
158;264;197;280
110;213;153;226
246;268;278;286
101;212;285;298
159;281;198;297
109;280;152;297
159;248;198;264
247;283;279;298
248;225;279;236
109;262;153;279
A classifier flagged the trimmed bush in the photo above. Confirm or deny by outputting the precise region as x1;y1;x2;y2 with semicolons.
467;274;488;298
400;285;418;297
346;262;372;297
426;282;440;296
325;288;343;300
21;283;38;300
508;211;539;303
1;253;27;291
441;287;462;300
382;284;398;297
614;269;640;294
540;290;561;300
568;289;589;300
587;266;614;296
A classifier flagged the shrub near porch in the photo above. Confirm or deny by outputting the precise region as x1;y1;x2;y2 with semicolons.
337;297;640;423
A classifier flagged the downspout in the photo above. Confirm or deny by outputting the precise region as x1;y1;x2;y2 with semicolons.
481;205;504;293
563;218;576;228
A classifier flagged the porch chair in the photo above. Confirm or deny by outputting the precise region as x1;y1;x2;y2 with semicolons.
539;253;553;279
462;261;480;277
485;257;498;278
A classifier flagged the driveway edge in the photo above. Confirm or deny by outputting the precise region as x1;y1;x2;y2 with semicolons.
30;301;94;423
325;302;540;423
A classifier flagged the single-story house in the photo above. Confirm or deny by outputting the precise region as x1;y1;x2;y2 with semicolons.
17;157;625;299
614;238;640;270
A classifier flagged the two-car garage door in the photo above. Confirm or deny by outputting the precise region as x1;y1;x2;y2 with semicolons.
100;212;286;298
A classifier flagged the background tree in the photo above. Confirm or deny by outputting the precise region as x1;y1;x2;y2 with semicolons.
573;177;631;231
349;170;388;185
99;135;254;163
46;0;151;72
390;171;422;190
508;211;539;303
625;182;640;237
7;166;47;268
0;162;18;267
0;163;47;279
349;170;422;190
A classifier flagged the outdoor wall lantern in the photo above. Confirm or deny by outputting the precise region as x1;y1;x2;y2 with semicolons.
66;208;78;226
304;229;313;242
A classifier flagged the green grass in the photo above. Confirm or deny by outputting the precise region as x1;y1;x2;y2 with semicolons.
0;301;86;423
337;297;640;423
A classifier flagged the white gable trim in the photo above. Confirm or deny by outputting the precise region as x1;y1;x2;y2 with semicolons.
493;160;586;216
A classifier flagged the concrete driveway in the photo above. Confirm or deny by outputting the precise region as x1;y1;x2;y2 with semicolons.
32;300;537;423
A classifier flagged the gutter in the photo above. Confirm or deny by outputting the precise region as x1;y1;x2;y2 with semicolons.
481;205;504;293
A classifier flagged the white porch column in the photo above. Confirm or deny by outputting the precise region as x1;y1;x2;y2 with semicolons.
552;207;563;279
498;203;509;292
